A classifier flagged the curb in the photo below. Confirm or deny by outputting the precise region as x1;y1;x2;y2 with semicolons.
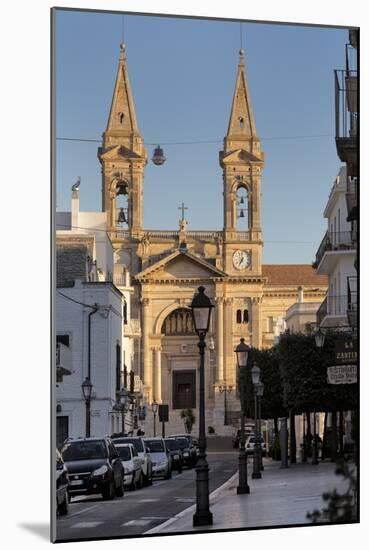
144;470;238;535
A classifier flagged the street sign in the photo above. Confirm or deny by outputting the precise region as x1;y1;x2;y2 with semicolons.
159;404;169;422
334;340;357;365
327;365;357;384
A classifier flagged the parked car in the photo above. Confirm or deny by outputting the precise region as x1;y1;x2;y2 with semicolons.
61;437;124;500
232;427;254;448
245;435;267;457
169;434;198;466
56;449;69;515
164;438;183;473
144;438;172;479
115;443;143;490
168;436;194;468
112;436;153;486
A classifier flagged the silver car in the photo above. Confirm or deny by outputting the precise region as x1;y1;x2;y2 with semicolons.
144;438;172;479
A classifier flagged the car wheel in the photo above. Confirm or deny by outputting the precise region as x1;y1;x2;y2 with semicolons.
177;464;183;474
102;480;115;500
164;468;172;480
116;476;124;497
57;493;69;516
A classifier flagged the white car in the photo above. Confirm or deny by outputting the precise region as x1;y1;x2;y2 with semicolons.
144;438;172;479
246;435;267;457
115;443;143;490
112;436;153;486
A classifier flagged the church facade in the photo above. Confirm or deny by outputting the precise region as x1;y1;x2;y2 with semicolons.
98;43;327;434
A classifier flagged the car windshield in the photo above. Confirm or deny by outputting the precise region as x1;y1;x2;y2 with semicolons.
62;440;107;461
116;446;131;461
176;438;189;450
115;438;144;453
145;439;164;452
165;439;180;451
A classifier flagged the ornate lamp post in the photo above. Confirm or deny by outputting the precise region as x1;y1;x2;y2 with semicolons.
217;384;234;425
314;328;326;348
151;400;158;437
312;409;319;465
190;286;214;527
256;381;265;472
82;377;93;437
120;393;130;435
235;338;250;495
251;363;262;479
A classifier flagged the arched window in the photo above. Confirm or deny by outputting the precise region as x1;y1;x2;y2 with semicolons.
243;309;249;323
161;308;195;335
239;116;244;129
115;179;129;227
236;310;242;324
236;186;249;230
118;112;125;125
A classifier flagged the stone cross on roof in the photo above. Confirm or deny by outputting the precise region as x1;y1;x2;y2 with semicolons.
178;202;188;222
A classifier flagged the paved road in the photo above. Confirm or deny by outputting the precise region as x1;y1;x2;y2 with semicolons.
56;451;238;542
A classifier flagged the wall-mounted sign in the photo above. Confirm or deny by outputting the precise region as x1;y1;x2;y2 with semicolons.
91;410;101;417
334;340;357;365
327;364;357;385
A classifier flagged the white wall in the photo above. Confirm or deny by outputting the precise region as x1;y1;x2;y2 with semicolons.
56;281;123;440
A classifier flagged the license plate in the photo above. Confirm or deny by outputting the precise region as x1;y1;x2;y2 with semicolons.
70;480;84;486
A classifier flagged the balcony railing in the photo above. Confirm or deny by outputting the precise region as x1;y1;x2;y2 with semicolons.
317;296;327;326
315;231;355;267
346;177;357;220
335;69;358;164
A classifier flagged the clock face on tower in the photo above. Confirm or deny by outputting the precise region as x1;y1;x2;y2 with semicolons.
232;250;251;270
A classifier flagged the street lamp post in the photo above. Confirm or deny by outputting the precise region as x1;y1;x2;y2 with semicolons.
82;377;93;437
218;384;234;425
235;338;250;495
302;412;307;462
312;410;319;465
190;286;214;527
251;363;262;479
256;381;265;472
151;400;158;437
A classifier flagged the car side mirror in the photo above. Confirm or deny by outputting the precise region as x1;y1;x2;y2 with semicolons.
56;462;64;471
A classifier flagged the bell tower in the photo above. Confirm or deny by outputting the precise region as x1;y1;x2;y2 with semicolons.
98;43;147;234
219;49;264;275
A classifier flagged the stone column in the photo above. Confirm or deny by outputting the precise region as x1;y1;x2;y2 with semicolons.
215;297;224;382
223;298;234;383
251;297;262;348
155;346;162;403
141;298;152;401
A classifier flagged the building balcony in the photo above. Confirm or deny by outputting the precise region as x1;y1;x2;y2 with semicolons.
334;69;358;167
346;177;357;222
316;296;327;326
318;295;352;327
315;230;356;271
56;343;72;382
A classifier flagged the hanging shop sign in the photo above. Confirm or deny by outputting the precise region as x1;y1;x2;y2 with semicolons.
327;364;357;385
334;340;357;365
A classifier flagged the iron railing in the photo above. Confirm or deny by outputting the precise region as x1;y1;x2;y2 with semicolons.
317;297;327;326
315;231;355;267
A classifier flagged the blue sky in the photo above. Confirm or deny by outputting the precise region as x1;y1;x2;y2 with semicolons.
55;9;348;263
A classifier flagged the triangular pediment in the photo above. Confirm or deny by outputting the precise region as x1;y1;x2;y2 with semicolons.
221;148;263;164
98;144;143;161
135;250;226;281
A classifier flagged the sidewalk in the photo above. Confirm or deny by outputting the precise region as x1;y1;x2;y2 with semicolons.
146;458;350;534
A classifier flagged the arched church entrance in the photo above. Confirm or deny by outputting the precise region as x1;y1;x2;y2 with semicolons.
160;308;199;413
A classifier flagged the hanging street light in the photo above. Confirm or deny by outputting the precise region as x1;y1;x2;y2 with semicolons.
190;286;214;527
235;338;250;495
152;145;166;166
